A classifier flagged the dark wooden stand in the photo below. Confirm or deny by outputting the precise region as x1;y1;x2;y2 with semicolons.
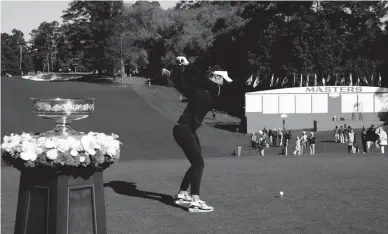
14;168;107;234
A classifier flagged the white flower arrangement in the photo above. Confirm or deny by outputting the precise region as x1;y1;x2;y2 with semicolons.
1;132;122;170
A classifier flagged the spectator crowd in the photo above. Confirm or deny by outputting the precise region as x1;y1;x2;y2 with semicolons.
249;124;387;156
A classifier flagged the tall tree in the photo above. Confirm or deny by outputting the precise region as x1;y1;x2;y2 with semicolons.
62;0;124;73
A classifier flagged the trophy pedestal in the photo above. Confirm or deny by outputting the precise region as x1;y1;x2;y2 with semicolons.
42;123;84;137
14;169;107;234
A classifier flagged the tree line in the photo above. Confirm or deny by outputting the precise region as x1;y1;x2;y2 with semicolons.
2;1;388;116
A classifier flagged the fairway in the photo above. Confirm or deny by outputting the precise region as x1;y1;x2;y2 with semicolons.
2;78;388;234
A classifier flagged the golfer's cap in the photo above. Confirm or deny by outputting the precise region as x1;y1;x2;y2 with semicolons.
213;71;233;82
176;56;189;65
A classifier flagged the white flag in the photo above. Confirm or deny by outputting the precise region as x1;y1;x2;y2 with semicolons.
306;74;309;87
322;77;326;86
275;77;280;87
300;74;303;87
363;76;369;86
314;74;317;86
270;74;274;87
245;74;253;85
349;73;353;86
378;73;382;87
253;75;260;88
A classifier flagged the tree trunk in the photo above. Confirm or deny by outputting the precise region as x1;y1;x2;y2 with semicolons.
50;46;54;72
47;54;50;73
19;45;22;75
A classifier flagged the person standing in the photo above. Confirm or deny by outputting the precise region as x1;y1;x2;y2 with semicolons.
361;126;367;154
279;128;284;147
257;135;266;156
301;132;308;155
162;57;233;212
272;128;277;147
334;126;339;143
308;132;316;155
348;129;355;154
339;126;344;143
251;133;257;150
378;127;387;155
293;136;301;155
344;124;348;142
211;109;216;120
268;129;273;146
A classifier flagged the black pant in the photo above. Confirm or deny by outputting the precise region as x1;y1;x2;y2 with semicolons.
173;124;204;195
362;140;367;153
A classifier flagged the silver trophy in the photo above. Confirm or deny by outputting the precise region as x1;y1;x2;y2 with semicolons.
31;98;95;136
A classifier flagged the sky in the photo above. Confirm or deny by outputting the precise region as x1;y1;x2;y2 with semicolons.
1;1;387;41
0;0;179;41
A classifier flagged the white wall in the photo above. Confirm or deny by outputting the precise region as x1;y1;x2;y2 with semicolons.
279;94;295;113
312;94;328;113
375;93;388;112
357;94;374;112
341;94;358;113
263;95;279;114
295;94;311;113
245;95;262;112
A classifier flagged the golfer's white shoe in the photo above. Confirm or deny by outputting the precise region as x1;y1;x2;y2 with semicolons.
188;200;214;212
174;192;192;204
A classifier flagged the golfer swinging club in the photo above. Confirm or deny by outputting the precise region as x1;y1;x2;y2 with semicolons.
161;56;233;212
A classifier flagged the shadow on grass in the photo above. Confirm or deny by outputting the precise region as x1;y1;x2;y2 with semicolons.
104;181;187;211
71;74;117;85
211;123;241;133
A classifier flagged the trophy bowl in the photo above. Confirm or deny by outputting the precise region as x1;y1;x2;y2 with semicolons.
31;97;95;136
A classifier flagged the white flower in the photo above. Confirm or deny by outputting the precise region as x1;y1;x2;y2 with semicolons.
106;147;117;157
87;131;97;136
21;141;37;152
68;137;82;151
87;148;96;156
37;137;47;145
21;132;33;140
96;133;107;142
36;147;45;154
20;150;38;161
45;139;56;149
80;135;92;151
2;134;21;152
70;149;78;156
57;138;71;152
79;156;85;162
46;149;58;160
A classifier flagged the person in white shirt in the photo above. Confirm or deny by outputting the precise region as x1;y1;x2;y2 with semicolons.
293;136;301;155
377;127;387;154
301;132;308;155
347;129;355;154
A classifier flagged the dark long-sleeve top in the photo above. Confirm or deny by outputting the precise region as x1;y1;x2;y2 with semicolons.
175;64;221;131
